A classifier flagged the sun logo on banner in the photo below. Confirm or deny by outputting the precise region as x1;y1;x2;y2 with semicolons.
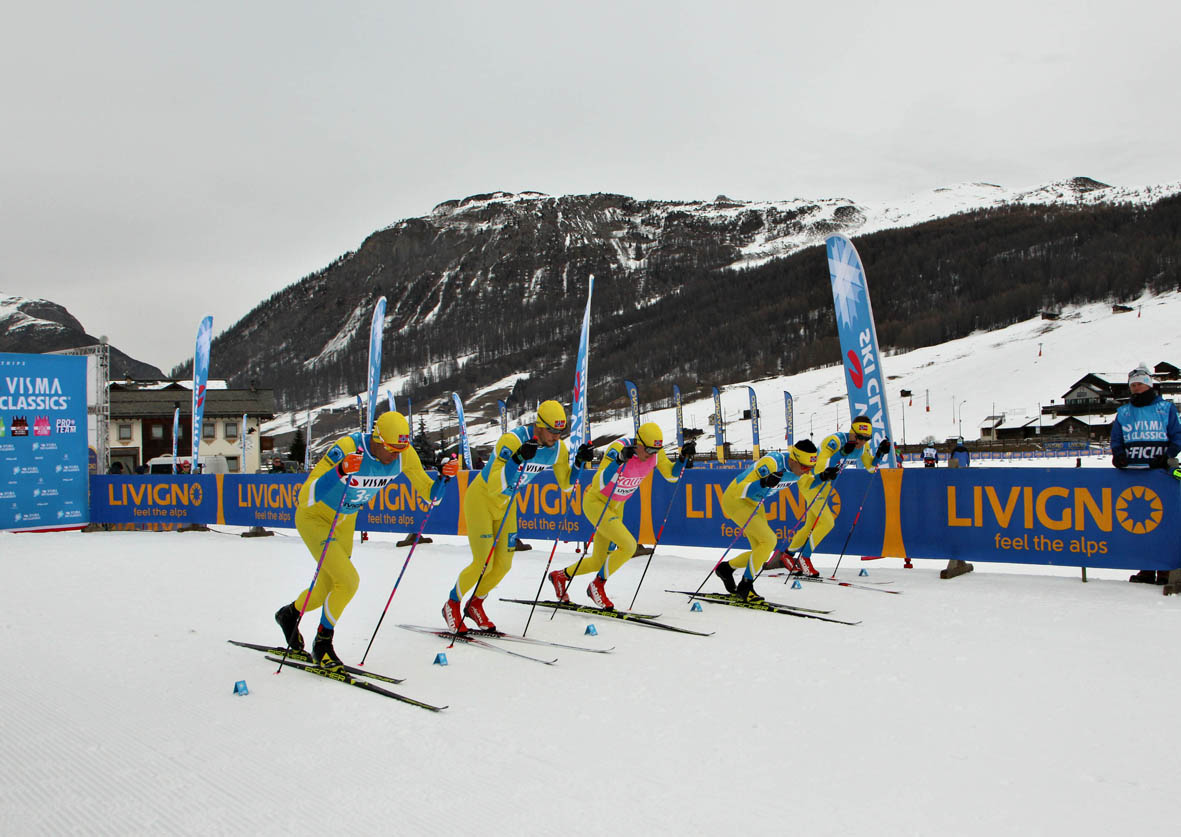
190;483;204;506
1115;485;1163;534
827;489;842;519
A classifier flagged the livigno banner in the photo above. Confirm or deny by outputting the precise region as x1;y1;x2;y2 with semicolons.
0;353;90;531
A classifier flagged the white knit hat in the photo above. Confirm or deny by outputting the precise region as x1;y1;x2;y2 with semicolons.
1128;364;1153;388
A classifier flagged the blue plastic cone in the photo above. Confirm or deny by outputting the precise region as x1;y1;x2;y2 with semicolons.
233;680;249;696
791;579;802;590
859;568;868;577
690;601;703;612
584;624;598;636
433;652;449;666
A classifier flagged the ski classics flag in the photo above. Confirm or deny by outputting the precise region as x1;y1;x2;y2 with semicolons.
356;394;363;432
386;390;395;415
826;235;898;468
673;384;683;447
747;386;761;459
172;407;180;474
240;413;247;470
366;296;387;434
569;275;594;465
623;380;641;437
451;392;471;470
497;400;508;434
784;391;794;446
191;316;212;468
712;386;724;461
305;409;312;472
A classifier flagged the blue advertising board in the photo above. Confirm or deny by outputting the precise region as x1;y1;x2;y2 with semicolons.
86;466;1181;573
0;353;89;531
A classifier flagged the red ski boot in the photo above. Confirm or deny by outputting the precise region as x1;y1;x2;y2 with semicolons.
442;598;468;633
549;569;571;602
463;596;497;631
587;576;614;610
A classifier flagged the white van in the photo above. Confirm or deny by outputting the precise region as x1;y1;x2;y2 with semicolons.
146;454;229;475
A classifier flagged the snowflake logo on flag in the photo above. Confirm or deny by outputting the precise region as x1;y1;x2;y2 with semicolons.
828;238;864;329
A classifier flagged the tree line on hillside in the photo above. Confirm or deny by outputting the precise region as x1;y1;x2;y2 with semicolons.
174;196;1181;416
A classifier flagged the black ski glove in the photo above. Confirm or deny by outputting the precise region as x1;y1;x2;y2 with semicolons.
818;465;840;482
841;440;858;455
759;472;781;489
1112;452;1128;469
574;443;594;467
876;439;891;458
619;445;636;462
1150;453;1169;469
512;439;538;464
678;440;697;463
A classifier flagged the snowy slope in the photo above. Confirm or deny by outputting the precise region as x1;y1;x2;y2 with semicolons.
4;529;1178;835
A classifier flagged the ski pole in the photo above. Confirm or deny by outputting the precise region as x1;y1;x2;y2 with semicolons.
776;461;851;583
829;462;885;579
522;536;563;637
358;501;438;666
275;485;352;674
627;473;687;611
549;475;619;620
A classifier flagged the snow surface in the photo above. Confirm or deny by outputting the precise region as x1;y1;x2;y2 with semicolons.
5;527;1178;835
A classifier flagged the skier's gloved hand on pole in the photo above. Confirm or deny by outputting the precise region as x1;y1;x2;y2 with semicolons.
875;439;891;459
818;465;841;482
1113;452;1129;469
759;472;781;489
620;444;636;462
440;455;460;479
678;440;697;466
1150;453;1169;469
512;439;539;464
336;452;363;479
574;442;594;468
841;440;858;455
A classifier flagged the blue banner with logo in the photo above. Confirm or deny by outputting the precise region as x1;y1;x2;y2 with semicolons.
784;391;794;447
569;275;593;465
497;400;508;434
85;467;1181;572
712;386;724;461
623;379;640;436
366;297;386;434
1;353;89;530
826;235;898;468
451;392;472;470
673;384;683;447
191;316;212;465
747;386;760;458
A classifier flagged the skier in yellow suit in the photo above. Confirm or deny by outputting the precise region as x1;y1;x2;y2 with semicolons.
784;415;890;578
443;400;593;633
274;411;458;668
548;422;695;609
714;439;822;602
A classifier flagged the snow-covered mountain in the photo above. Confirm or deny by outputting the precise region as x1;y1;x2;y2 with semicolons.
0;294;163;379
266;286;1181;464
205;176;1181;427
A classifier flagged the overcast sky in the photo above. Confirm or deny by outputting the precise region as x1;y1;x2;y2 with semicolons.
2;0;1178;371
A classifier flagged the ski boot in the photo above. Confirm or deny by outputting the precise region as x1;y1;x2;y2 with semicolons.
798;555;821;578
463;596;497;631
714;561;737;594
587;576;614;610
779;551;802;573
312;626;344;670
274;603;305;651
442;598;468;633
734;577;765;604
549;569;572;602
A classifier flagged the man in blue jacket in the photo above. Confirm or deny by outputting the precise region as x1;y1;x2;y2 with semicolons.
1111;364;1181;584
